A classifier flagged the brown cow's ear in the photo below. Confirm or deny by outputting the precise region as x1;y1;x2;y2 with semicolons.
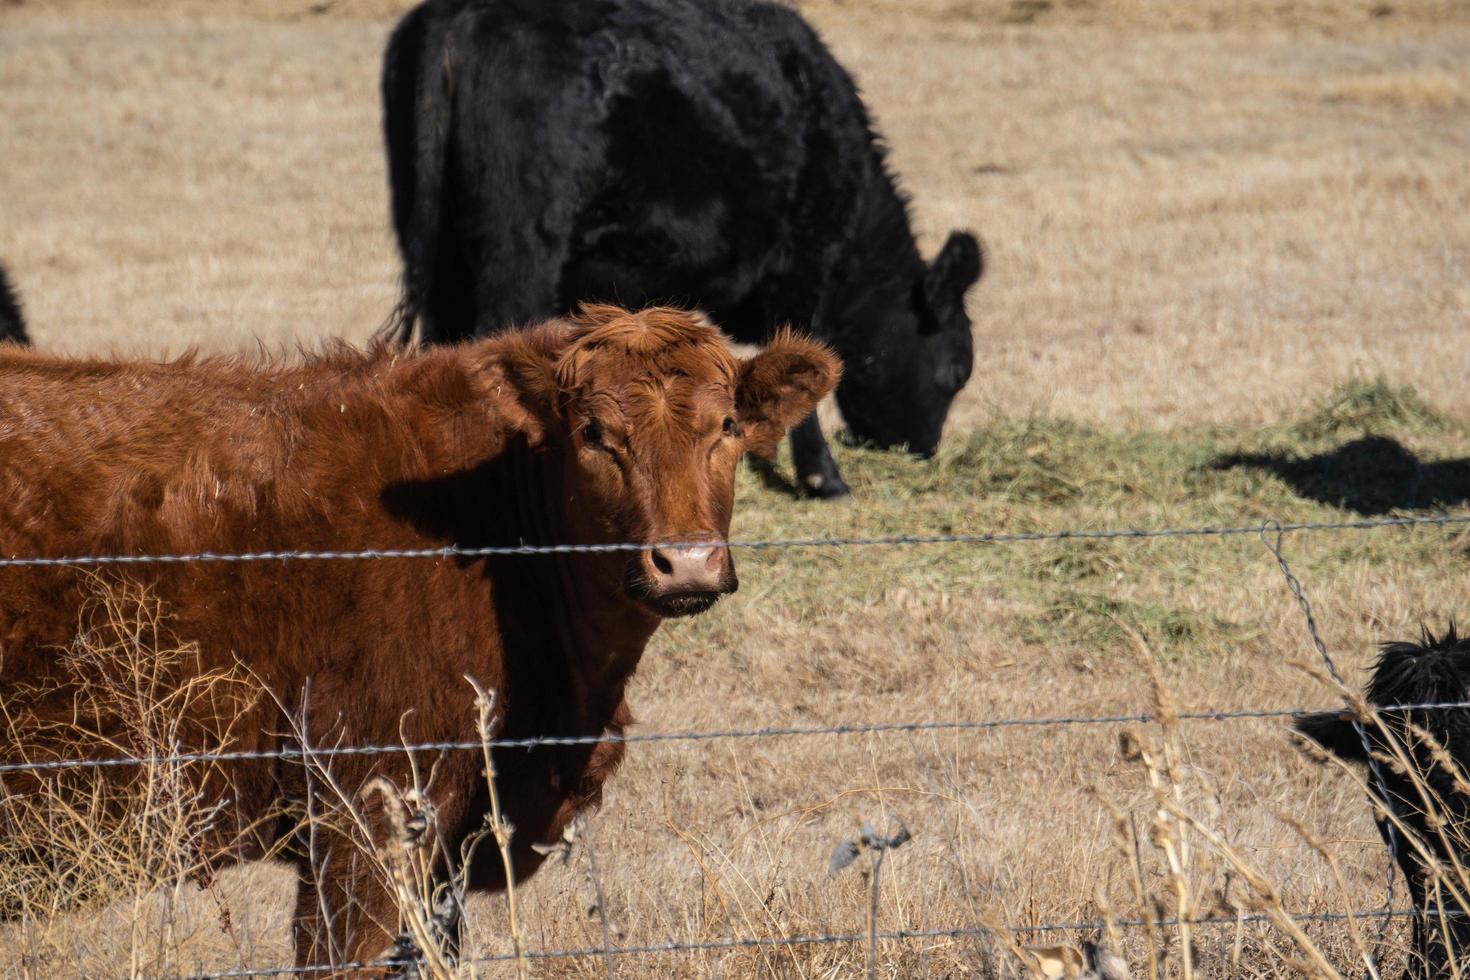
484;320;572;443
736;331;841;459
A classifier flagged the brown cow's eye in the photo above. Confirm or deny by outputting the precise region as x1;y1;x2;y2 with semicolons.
722;416;737;436
582;420;603;445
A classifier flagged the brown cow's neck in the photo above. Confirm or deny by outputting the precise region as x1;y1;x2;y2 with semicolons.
493;437;659;733
379;347;660;737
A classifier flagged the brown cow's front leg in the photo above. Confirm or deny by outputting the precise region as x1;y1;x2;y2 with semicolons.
292;846;401;978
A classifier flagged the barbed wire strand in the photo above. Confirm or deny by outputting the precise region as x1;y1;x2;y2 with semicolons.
5;700;1469;777
0;512;1464;568
177;909;1415;978
1262;522;1399;979
2;510;1465;776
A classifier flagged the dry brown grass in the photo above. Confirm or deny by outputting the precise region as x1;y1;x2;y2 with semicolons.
2;1;1469;976
4;2;1469;426
0;580;265;976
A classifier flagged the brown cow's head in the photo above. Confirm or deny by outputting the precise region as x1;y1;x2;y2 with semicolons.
503;305;839;619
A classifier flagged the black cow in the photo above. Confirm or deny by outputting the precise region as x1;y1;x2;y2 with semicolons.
382;0;983;499
1296;625;1470;979
0;264;27;346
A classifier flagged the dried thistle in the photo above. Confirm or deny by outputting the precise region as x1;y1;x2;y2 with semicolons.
827;814;911;980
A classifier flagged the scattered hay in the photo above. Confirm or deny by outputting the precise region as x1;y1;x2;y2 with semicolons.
1294;376;1448;440
1022;590;1243;657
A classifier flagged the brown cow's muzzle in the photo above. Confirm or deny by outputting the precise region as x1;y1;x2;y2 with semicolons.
628;536;737;618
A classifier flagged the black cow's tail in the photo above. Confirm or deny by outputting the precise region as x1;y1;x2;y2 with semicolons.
381;3;456;346
0;263;29;346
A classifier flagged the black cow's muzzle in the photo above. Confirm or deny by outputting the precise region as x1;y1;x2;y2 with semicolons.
839;427;936;459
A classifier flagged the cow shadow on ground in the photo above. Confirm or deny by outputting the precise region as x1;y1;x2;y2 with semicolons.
1212;435;1470;516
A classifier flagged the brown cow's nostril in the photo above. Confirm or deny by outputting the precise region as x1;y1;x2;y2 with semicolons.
635;540;735;617
642;541;730;591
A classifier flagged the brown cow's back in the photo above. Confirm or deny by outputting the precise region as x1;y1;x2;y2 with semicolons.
0;340;527;864
0;343;482;555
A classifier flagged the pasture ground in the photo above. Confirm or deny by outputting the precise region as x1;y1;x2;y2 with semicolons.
1;0;1469;975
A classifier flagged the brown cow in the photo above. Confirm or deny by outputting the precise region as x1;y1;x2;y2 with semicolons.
0;305;838;972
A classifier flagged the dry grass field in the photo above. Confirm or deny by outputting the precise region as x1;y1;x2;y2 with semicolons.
2;0;1470;976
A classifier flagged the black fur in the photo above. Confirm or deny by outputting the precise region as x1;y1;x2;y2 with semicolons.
381;0;983;498
1295;624;1470;979
0;264;28;346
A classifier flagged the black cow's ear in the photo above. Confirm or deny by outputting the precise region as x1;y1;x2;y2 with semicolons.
1293;711;1369;763
925;231;983;314
736;331;841;459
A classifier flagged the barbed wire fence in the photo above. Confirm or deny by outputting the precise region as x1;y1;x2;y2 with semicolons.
2;511;1467;977
178;912;1425;980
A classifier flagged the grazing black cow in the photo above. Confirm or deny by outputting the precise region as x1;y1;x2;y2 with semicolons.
1296;625;1470;979
0;264;27;345
382;0;983;499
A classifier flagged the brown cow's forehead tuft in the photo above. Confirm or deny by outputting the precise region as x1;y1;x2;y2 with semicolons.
557;305;738;393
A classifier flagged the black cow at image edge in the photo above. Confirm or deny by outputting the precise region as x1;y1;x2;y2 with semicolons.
381;0;984;499
0;264;27;346
1296;625;1470;979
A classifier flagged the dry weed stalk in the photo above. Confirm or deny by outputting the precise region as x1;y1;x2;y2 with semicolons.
1165;803;1341;978
467;675;529;980
576;815;618;980
0;578;259;976
827;815;911;980
279;678;562;978
1104;618;1371;978
659;783;743;966
362;771;457;980
1117;619;1197;980
261;681;475;975
1276;811;1380;979
1090;793;1156;980
273;692;395;971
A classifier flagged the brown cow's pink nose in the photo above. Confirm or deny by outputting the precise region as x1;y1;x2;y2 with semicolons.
643;541;730;596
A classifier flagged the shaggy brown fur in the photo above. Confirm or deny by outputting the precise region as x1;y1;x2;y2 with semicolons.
0;304;838;972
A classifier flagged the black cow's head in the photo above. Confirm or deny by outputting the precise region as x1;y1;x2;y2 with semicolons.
1295;624;1470;979
836;231;982;457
